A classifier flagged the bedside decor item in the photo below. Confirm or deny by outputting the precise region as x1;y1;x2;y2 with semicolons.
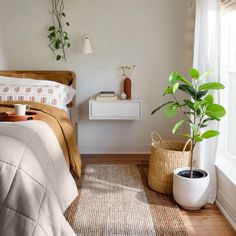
48;0;70;62
148;132;191;194
151;68;226;210
120;92;127;100
14;104;30;116
121;65;135;99
0;111;39;122
82;34;93;54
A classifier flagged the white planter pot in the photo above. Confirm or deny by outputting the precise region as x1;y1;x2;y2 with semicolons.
173;167;209;210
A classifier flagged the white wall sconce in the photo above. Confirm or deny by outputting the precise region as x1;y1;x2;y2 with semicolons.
82;34;93;54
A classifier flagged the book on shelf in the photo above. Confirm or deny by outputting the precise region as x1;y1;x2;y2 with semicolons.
98;91;115;97
96;95;118;101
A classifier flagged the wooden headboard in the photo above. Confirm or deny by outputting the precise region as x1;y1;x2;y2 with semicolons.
0;70;78;129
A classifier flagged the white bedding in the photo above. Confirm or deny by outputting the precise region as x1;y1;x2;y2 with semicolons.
0;120;78;236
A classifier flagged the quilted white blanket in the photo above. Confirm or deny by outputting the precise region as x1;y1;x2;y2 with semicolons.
0;121;78;236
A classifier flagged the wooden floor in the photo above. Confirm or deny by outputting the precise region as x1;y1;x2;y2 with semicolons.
81;154;236;236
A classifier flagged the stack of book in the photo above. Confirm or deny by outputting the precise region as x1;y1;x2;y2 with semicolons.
96;91;118;100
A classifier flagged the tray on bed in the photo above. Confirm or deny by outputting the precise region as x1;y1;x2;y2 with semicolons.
0;111;40;122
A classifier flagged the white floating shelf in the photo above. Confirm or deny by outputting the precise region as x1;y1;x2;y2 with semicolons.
89;98;142;120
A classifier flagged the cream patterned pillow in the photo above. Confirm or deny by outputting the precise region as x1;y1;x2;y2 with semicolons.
0;84;66;108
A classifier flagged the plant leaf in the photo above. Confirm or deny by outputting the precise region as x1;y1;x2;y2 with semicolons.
55;39;61;49
169;72;179;84
151;101;174;115
193;100;206;110
66;22;70;26
165;104;177;118
179;84;196;98
183;99;194;110
204;94;214;104
205;104;226;119
199;82;225;91
196;90;208;100
172;83;179;93
48;26;55;31
201;130;220;139
190;68;200;80
194;134;203;142
164;86;173;95
172;120;185;133
178;75;193;86
56;55;61;61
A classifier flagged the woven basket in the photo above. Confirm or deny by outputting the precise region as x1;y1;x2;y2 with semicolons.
148;132;191;194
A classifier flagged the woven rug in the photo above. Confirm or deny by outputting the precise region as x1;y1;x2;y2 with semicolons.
65;164;189;236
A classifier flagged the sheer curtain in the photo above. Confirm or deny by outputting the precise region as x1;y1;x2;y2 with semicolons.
193;0;220;203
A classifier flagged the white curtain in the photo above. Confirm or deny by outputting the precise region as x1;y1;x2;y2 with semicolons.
193;0;220;203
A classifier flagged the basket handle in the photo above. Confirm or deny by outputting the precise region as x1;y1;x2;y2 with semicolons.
183;138;192;152
151;131;163;145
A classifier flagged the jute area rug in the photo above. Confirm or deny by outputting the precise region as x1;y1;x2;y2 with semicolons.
65;164;189;236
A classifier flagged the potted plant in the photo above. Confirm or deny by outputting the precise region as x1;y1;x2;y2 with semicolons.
151;68;226;210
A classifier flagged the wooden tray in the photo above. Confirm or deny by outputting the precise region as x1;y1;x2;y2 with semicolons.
0;111;40;122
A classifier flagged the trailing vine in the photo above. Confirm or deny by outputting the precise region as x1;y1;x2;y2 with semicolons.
48;0;70;62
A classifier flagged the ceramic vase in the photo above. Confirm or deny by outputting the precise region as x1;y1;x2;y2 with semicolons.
124;77;131;99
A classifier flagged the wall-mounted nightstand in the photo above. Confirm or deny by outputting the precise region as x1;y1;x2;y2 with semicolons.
89;98;142;120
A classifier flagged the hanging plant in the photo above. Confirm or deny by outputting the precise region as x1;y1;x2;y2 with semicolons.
48;0;70;62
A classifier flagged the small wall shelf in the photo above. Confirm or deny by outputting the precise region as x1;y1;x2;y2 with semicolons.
89;98;142;120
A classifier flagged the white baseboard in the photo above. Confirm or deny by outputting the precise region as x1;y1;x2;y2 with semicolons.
79;145;150;154
216;192;236;231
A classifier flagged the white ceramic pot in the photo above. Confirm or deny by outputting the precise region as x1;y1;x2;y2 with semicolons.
173;167;209;210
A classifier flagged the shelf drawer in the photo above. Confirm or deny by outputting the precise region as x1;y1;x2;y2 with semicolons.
89;99;142;120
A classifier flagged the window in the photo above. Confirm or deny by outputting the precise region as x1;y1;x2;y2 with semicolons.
220;9;236;163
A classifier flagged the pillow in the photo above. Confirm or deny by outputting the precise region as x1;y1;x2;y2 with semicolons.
0;76;75;110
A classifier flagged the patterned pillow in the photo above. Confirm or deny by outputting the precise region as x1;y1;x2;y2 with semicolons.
0;84;67;108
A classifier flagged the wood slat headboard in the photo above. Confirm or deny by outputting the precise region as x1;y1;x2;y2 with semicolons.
0;70;78;130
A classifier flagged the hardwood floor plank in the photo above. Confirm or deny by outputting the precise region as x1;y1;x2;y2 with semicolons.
81;154;236;236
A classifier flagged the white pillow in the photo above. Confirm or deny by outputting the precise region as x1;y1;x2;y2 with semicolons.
0;76;75;110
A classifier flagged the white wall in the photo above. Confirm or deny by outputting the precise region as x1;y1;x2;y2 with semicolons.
0;0;189;154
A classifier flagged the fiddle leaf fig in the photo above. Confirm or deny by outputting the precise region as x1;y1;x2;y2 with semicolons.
151;68;226;178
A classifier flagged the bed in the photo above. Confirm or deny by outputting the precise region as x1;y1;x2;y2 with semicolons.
0;71;81;236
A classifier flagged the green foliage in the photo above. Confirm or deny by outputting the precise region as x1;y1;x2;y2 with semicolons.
151;68;226;177
48;0;70;62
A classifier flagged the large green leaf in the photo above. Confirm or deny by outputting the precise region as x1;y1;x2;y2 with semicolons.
199;82;225;91
205;104;226;119
179;84;196;98
172;120;185;134
151;101;174;115
165;104;177;118
204;94;214;104
190;68;200;80
201;130;220;139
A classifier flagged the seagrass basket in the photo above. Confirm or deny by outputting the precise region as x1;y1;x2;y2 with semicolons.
148;132;191;194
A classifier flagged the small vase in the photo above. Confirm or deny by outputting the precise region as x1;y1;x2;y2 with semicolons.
124;77;131;99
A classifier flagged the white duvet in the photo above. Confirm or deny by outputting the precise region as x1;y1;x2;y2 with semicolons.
0;120;78;236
